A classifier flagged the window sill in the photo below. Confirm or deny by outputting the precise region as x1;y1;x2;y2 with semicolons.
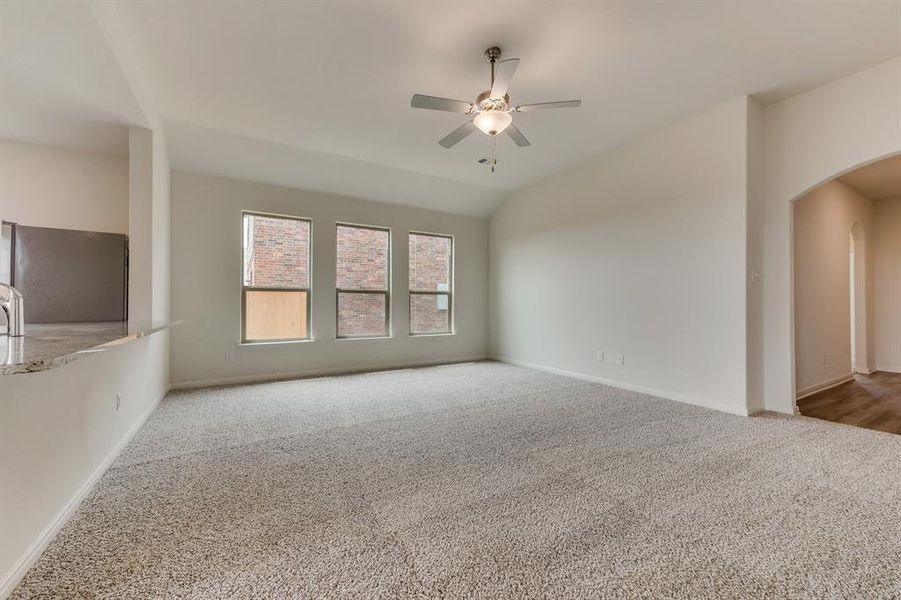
238;338;314;347
335;335;393;342
409;332;457;338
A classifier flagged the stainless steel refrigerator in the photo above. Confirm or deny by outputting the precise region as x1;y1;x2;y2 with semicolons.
1;221;128;323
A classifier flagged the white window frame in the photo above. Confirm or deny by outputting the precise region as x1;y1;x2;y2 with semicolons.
335;222;392;339
408;231;454;336
241;210;312;344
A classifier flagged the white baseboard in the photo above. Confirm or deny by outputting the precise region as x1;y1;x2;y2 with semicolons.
795;373;854;401
169;356;490;390
0;391;165;598
494;356;750;417
875;365;901;375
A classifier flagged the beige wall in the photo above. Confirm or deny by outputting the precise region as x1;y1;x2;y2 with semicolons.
169;171;489;387
874;198;901;373
746;99;766;413
490;97;752;416
128;128;154;322
793;181;874;396
0;139;128;234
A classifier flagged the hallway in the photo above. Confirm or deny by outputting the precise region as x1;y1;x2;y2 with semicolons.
797;371;901;434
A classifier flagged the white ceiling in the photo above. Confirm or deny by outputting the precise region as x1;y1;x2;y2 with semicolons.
2;1;900;216
0;0;144;155
839;154;901;201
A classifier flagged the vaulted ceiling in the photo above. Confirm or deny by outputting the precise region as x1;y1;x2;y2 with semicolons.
2;1;900;216
0;1;143;154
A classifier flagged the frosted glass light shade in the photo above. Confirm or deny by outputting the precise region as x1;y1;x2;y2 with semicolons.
474;110;513;136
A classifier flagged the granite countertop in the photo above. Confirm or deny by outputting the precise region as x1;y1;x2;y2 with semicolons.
1;321;179;376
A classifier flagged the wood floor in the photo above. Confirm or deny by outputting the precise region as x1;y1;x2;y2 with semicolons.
797;371;901;434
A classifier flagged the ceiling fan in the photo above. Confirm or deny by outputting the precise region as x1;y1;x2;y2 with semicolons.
411;46;581;154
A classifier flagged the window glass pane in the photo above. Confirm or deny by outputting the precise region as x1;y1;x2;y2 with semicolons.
336;225;389;290
243;214;310;288
409;233;450;291
245;290;307;340
410;293;450;334
338;292;387;337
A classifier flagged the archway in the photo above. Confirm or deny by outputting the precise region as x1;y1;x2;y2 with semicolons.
756;58;901;417
789;153;901;430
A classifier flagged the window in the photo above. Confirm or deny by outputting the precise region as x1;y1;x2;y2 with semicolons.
409;232;453;335
336;224;390;338
241;212;311;342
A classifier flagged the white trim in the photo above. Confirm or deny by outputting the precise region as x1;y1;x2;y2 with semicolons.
875;365;901;374
169;355;489;390
795;373;854;400
408;333;458;338
238;338;315;347
854;367;873;375
0;391;164;598
495;357;750;417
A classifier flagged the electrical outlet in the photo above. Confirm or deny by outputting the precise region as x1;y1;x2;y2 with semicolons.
225;352;234;362
596;350;605;362
616;354;625;367
116;393;121;412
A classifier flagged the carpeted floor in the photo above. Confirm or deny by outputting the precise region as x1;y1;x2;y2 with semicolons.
12;361;901;598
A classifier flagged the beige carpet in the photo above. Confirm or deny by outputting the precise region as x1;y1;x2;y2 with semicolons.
12;361;901;598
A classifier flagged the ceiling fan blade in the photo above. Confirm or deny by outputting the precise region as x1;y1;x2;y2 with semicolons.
438;120;478;148
490;58;519;100
411;94;473;113
505;123;530;147
514;100;581;112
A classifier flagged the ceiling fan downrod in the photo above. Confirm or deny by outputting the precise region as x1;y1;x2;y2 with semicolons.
485;46;502;88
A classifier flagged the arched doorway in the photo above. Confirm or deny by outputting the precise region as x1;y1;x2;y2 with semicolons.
791;154;901;434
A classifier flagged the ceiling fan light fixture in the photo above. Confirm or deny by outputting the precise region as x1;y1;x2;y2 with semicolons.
409;47;580;153
474;110;512;136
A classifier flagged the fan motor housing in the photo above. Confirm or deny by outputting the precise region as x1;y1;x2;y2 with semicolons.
484;46;502;62
476;90;510;112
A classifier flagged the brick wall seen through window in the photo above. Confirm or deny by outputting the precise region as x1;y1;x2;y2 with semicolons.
244;214;310;288
336;224;390;337
409;233;452;334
